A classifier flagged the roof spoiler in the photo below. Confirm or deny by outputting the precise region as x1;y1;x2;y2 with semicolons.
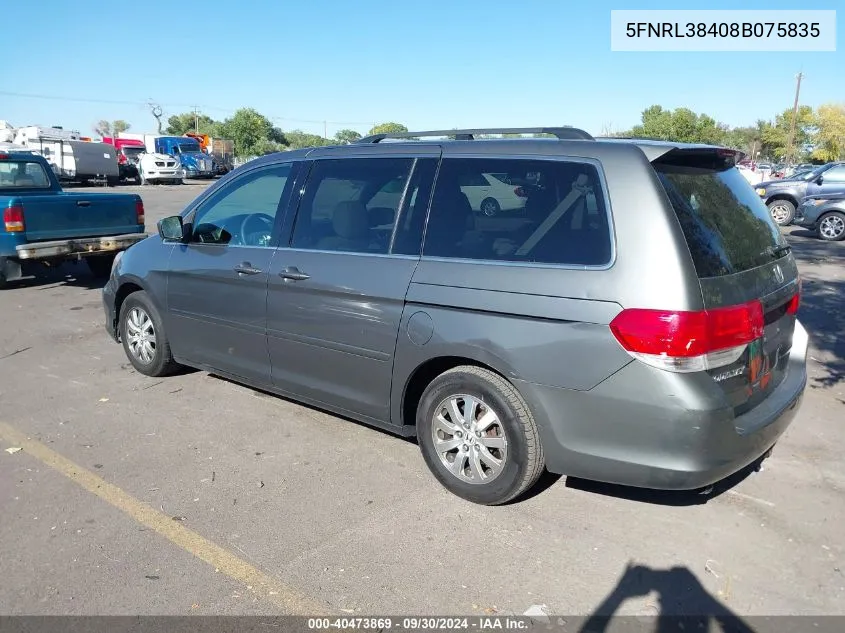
357;127;595;143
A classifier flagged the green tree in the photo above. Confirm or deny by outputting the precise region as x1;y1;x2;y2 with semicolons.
284;130;333;150
368;122;408;136
216;108;279;156
811;103;845;162
94;119;131;137
761;106;816;161
629;105;725;144
165;112;218;136
334;129;362;144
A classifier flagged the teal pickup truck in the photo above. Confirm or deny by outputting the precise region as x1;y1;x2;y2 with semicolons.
1;151;148;288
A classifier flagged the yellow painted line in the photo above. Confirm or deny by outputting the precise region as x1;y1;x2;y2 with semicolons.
0;422;331;615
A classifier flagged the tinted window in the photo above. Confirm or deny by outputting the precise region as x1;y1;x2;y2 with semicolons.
654;153;785;278
423;157;612;266
291;157;413;254
391;158;438;256
189;163;292;246
822;165;845;182
0;160;51;189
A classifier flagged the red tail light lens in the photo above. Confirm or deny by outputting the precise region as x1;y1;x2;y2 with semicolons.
514;186;527;197
135;200;145;225
786;282;800;315
3;205;24;232
609;300;764;372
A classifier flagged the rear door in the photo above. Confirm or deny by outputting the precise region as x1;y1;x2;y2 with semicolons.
266;150;439;422
653;149;801;416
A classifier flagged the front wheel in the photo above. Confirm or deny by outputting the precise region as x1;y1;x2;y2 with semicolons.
416;365;545;505
768;199;795;226
818;211;845;241
118;290;181;377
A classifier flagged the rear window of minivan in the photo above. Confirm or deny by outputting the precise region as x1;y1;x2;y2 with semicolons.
654;152;785;278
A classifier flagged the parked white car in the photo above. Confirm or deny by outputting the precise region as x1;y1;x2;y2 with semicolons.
460;172;527;216
138;152;184;185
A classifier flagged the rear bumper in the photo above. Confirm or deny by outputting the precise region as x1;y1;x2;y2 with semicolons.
15;233;148;260
793;207;821;229
517;320;809;490
102;277;119;342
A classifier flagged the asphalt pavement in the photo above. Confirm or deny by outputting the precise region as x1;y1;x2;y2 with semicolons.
0;180;843;617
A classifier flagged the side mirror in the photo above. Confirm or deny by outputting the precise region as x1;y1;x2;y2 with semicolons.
158;215;186;241
815;176;824;185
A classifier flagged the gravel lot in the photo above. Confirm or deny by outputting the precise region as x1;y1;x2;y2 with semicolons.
1;180;843;618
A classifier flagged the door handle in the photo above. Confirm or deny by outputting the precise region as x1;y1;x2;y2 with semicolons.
279;266;310;281
233;262;262;275
76;200;91;207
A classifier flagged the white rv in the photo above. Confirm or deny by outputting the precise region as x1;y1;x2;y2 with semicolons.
8;124;119;184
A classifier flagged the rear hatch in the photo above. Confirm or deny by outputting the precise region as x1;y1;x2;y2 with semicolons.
653;148;801;416
19;192;143;241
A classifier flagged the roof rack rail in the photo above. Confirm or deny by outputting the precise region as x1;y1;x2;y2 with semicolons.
356;127;595;143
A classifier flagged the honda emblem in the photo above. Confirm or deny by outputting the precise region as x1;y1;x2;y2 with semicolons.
773;264;784;284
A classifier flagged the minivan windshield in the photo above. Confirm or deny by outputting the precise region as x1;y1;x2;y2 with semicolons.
654;153;787;278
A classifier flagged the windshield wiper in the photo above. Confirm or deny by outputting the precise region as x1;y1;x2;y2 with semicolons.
764;244;791;259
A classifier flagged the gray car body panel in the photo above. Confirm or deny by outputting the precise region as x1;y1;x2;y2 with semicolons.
795;194;845;229
103;136;808;491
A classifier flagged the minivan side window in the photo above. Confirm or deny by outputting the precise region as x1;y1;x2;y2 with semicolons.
422;157;612;266
189;163;292;247
290;157;414;255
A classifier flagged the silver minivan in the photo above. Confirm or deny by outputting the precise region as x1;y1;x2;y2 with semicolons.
103;128;808;505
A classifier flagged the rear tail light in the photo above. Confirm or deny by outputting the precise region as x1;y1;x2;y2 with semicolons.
135;199;145;225
3;205;25;232
786;278;801;315
609;300;765;373
514;186;527;197
118;153;127;164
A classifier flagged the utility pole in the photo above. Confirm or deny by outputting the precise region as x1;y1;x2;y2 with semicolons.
193;106;200;133
323;120;327;141
785;72;803;165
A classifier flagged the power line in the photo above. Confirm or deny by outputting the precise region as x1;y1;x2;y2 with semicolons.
0;90;377;127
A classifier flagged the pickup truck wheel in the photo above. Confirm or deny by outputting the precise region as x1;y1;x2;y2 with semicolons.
86;255;115;280
416;365;545;505
768;199;795;226
119;290;180;377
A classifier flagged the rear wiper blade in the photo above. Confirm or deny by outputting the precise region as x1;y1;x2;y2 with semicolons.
764;244;791;258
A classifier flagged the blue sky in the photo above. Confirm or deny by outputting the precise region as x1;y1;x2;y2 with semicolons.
1;0;841;139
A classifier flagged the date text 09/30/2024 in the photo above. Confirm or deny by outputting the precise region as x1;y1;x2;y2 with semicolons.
307;617;536;630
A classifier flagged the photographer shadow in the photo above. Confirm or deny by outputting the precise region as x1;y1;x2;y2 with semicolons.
579;563;756;633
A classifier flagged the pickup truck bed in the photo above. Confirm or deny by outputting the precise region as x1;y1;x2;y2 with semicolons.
1;151;148;288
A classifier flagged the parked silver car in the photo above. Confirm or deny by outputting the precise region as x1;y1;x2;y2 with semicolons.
103;127;807;505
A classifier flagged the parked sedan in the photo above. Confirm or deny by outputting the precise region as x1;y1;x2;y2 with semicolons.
794;194;845;241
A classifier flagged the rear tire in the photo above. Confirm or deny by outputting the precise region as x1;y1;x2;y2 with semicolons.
818;211;845;241
85;254;115;280
416;365;545;505
118;290;181;377
768;199;795;226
